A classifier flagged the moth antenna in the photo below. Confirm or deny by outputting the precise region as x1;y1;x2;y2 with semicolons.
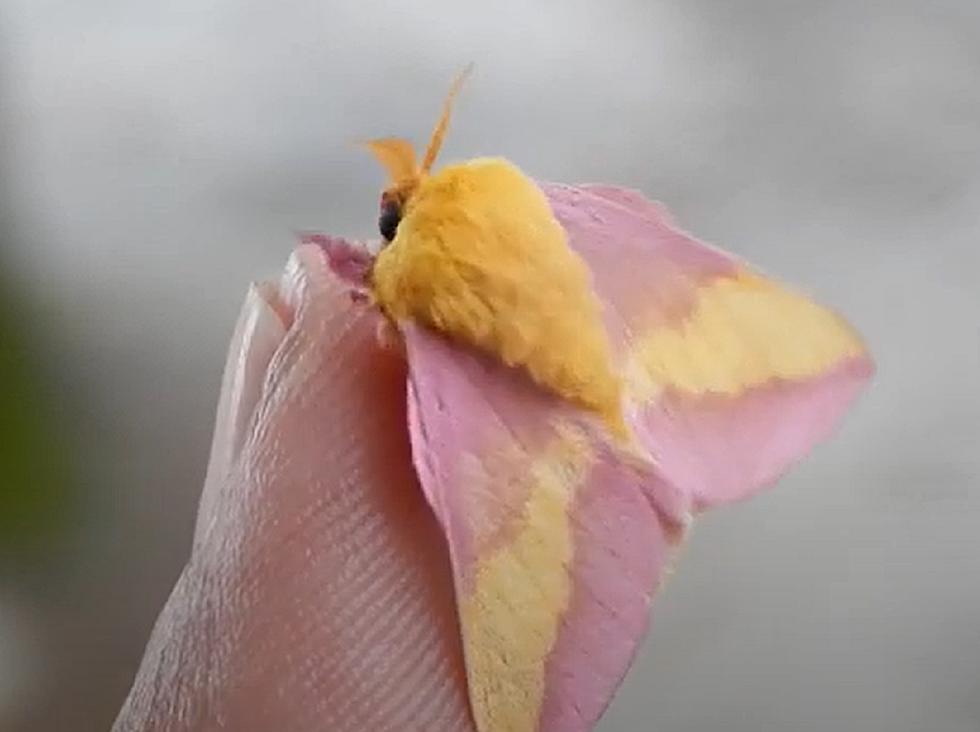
359;137;419;186
421;63;474;174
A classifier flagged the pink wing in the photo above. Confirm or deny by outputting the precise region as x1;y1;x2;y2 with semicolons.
404;322;676;732
543;183;874;511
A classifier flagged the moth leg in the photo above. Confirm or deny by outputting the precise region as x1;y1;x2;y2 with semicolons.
349;288;371;305
375;316;405;355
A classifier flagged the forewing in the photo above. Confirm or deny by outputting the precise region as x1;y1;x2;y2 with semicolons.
543;184;873;511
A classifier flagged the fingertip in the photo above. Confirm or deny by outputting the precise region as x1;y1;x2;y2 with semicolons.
279;243;350;318
254;279;293;331
198;280;290;543
161;244;475;732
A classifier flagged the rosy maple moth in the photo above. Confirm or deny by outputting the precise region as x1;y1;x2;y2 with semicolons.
308;67;874;732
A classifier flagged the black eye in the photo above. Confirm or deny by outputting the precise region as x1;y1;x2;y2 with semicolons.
379;201;401;242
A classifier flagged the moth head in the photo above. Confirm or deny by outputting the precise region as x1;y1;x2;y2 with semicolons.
364;64;472;244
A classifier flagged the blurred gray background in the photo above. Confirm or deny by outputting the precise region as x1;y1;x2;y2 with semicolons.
0;1;977;730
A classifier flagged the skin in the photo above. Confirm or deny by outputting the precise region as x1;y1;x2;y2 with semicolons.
112;244;476;732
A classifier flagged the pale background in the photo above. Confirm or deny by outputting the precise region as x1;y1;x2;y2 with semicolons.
1;1;978;730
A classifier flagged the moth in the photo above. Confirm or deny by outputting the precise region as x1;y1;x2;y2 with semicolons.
309;67;874;732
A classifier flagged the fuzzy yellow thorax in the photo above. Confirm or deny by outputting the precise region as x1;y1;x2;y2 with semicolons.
373;157;625;435
363;68;626;436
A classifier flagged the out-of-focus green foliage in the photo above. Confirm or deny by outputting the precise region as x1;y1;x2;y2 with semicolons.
0;274;72;556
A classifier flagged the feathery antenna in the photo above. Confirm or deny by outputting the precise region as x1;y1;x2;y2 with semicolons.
421;63;474;174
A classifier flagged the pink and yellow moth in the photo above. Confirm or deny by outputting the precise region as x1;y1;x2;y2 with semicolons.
307;68;874;732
